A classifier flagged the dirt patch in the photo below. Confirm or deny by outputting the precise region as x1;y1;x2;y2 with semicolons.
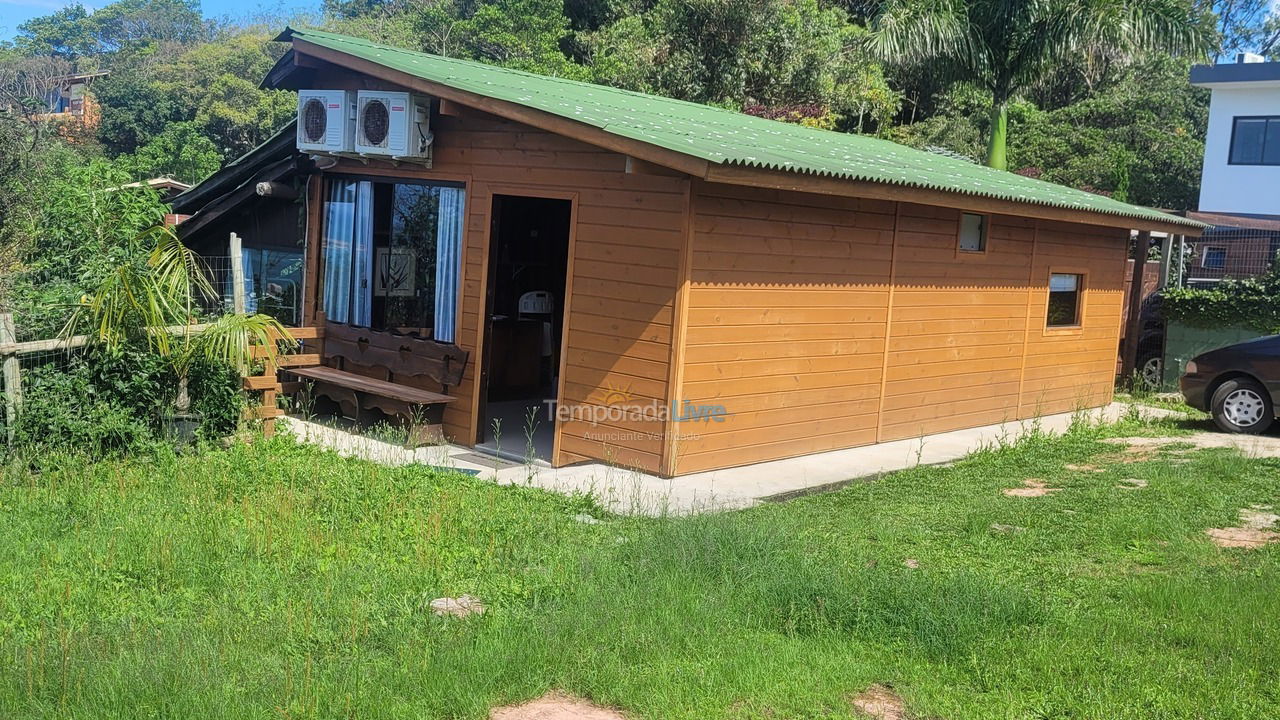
490;692;627;720
851;684;908;720
1103;433;1280;459
1003;479;1061;497
1116;478;1148;490
903;558;920;569
1064;463;1105;473
1206;506;1280;549
1205;527;1280;549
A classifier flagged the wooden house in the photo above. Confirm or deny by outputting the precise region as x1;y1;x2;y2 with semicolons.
191;27;1205;476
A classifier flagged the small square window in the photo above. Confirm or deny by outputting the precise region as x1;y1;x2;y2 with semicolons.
1202;246;1227;270
1047;273;1082;328
959;213;987;252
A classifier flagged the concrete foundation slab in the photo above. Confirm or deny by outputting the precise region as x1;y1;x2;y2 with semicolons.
282;403;1173;515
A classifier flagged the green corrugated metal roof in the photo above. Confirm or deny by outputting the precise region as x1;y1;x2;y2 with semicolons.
282;27;1205;231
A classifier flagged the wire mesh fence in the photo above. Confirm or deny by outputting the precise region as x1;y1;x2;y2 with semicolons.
1173;225;1280;288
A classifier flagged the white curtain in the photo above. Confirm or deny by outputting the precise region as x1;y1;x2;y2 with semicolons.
351;181;374;326
322;180;374;326
241;249;258;314
433;187;465;343
322;181;355;324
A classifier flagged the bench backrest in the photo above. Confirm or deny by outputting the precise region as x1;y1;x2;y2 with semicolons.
323;322;469;388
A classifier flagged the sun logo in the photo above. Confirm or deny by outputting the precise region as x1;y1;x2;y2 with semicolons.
596;381;634;406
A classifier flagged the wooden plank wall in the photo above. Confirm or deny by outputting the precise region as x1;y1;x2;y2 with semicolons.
1019;221;1127;416
674;184;1126;475
330;110;686;474
675;183;896;474
878;209;1037;441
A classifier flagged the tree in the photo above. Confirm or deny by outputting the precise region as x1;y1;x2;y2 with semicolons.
0;54;75;158
328;0;590;78
14;0;206;59
891;54;1209;209
586;0;900;132
128;120;221;183
1195;0;1279;59
871;0;1210;170
13;5;99;59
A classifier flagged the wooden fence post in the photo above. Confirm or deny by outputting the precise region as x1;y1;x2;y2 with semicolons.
0;313;22;445
230;232;246;315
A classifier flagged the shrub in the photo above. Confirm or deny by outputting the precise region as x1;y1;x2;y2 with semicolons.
12;354;163;457
7;346;244;457
1162;262;1280;335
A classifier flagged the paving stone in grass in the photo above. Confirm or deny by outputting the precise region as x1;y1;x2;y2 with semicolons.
1206;506;1280;549
1003;479;1060;497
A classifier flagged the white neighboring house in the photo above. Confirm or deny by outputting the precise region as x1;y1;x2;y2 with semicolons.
1191;53;1280;217
1180;54;1280;290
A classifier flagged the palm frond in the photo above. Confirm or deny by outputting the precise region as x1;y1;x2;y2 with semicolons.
870;0;987;86
194;313;294;375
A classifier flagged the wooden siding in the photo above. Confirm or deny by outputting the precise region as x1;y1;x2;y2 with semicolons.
673;183;1126;475
327;110;686;474
301;74;1126;477
675;183;894;474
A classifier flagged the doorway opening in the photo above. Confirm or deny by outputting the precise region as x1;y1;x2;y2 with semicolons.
478;194;572;463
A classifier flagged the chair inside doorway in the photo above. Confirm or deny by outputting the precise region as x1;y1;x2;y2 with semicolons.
478;195;571;463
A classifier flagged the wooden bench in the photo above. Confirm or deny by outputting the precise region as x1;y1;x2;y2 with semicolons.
288;321;469;445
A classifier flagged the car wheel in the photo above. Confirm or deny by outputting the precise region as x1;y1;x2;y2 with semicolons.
1137;354;1163;389
1210;377;1274;434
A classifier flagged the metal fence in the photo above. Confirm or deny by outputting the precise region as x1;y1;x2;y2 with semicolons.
1171;226;1280;288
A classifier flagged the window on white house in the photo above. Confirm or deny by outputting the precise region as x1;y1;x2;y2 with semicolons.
1230;117;1280;165
1047;273;1083;327
959;212;987;252
1202;246;1227;270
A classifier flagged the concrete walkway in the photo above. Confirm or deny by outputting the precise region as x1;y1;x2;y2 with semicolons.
282;403;1177;515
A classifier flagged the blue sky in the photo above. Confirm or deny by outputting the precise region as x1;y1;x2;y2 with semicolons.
0;0;320;41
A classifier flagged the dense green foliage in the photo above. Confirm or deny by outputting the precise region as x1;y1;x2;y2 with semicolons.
10;349;242;455
870;0;1210;169
0;153;169;339
1163;262;1280;333
1;417;1278;717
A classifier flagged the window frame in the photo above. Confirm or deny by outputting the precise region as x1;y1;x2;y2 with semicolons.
1228;115;1280;166
1044;268;1088;335
318;173;469;339
1201;246;1228;270
957;211;990;254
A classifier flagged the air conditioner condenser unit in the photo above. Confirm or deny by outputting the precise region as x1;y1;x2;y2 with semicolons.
296;89;355;153
355;90;433;161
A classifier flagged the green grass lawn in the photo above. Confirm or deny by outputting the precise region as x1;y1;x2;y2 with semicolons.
2;414;1278;719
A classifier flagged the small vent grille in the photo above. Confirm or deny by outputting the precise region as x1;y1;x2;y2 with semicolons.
301;98;328;143
361;99;390;147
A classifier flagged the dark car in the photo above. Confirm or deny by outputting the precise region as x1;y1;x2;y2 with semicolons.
1180;335;1280;434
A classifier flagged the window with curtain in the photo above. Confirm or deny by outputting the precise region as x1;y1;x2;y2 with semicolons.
322;178;465;342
